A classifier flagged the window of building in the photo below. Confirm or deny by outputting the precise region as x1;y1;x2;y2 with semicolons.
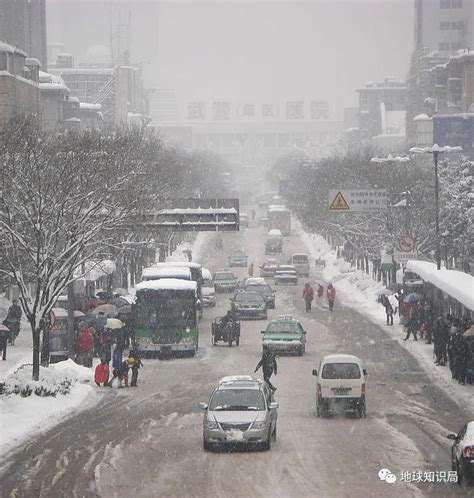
451;20;464;30
452;0;462;7
440;21;451;30
439;42;451;51
440;0;450;8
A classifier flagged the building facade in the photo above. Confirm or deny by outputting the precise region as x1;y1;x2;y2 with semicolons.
0;0;47;70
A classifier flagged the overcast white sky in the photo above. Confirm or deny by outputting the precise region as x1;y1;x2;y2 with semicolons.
47;0;414;120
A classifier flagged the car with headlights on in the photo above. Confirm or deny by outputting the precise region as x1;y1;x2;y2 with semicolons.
199;375;278;451
447;421;474;486
261;315;306;355
231;291;267;319
274;265;298;285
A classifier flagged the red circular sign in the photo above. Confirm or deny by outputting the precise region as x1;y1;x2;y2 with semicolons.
399;235;416;253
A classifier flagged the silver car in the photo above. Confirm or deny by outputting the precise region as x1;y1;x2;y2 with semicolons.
199;376;278;451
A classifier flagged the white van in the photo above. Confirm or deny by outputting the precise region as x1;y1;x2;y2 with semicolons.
201;268;216;307
312;354;367;418
288;253;310;277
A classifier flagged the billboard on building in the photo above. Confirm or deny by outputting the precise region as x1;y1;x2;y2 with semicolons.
311;101;329;120
286;101;304;119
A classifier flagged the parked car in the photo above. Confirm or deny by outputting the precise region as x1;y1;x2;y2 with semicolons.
201;268;216;307
260;258;279;277
199;375;278;451
245;282;275;309
239;213;249;228
231;291;267;320
261;315;306;355
213;270;238;292
229;249;248;268
265;229;283;255
447;421;474;486
312;354;367;418
288;253;310;277
274;265;298;285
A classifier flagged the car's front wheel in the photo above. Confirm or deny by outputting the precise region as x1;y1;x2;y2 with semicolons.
203;440;212;451
262;430;272;451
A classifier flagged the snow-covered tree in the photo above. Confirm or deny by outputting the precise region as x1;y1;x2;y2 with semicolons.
0;118;147;379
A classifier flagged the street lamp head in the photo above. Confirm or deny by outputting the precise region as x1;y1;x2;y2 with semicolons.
410;144;463;154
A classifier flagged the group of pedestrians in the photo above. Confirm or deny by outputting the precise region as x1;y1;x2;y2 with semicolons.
433;315;472;385
302;282;336;312
94;348;143;388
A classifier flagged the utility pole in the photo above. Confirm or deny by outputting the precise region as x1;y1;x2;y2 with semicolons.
67;282;76;360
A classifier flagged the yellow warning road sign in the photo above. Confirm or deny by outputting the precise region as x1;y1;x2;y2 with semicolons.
328;189;387;212
329;191;350;210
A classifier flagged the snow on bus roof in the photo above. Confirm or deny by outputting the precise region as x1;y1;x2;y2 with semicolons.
153;262;202;269
406;260;474;311
135;279;197;292
142;266;191;279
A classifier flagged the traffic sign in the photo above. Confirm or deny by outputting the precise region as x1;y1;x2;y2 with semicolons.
328;189;387;212
393;250;417;263
398;235;416;253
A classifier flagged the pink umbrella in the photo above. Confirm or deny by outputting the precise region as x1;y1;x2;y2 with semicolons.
74;310;85;318
0;324;10;331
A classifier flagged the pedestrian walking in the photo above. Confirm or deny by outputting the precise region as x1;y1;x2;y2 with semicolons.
303;283;314;312
448;325;462;380
129;350;143;387
433;317;449;366
248;263;254;277
5;299;22;345
403;307;418;341
75;323;94;367
326;283;336;312
94;359;110;386
251;209;256;221
317;284;324;299
0;326;9;360
255;348;278;392
456;334;472;385
380;295;394;325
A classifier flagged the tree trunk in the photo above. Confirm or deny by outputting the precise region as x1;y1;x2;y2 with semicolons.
32;323;40;381
41;319;50;366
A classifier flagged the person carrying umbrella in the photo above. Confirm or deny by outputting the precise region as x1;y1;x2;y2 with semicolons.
380;294;394;326
75;323;94;367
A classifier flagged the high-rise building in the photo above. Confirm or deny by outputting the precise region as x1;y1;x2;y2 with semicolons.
414;0;474;53
0;0;48;70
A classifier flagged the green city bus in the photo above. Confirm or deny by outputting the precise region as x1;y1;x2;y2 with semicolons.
133;279;199;357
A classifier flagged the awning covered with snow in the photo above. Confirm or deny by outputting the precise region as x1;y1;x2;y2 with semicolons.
406;260;474;311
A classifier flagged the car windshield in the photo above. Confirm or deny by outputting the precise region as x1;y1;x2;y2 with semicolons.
214;272;234;281
209;389;265;411
235;293;264;303
321;363;361;379
266;321;300;333
245;284;272;295
202;278;214;288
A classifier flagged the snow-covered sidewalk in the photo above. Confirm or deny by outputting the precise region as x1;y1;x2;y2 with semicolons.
296;220;474;414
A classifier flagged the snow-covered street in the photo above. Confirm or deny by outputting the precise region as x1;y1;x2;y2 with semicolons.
0;218;471;497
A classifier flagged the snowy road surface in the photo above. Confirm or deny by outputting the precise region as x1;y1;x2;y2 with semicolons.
1;219;472;497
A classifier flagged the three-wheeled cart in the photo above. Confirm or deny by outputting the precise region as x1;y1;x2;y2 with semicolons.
211;317;241;347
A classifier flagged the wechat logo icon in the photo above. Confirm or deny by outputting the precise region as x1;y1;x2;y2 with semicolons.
379;468;397;484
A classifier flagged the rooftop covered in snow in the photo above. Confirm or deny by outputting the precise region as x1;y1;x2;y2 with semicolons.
406;260;474;311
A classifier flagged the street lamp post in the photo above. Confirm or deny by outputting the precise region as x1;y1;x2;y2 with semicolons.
409;144;463;270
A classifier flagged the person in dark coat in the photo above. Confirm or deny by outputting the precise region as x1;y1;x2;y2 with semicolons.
448;327;462;380
0;326;9;360
255;347;278;392
380;295;394;325
403;306;418;341
303;283;314;312
129;350;143;387
456;335;472;385
5;299;22;344
326;283;336;312
317;284;324;299
433;317;449;366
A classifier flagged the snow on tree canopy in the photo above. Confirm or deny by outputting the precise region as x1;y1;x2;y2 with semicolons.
406;260;474;311
135;279;198;292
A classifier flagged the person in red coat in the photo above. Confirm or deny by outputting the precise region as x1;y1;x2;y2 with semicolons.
302;283;314;312
94;359;110;386
327;283;336;312
76;324;94;367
